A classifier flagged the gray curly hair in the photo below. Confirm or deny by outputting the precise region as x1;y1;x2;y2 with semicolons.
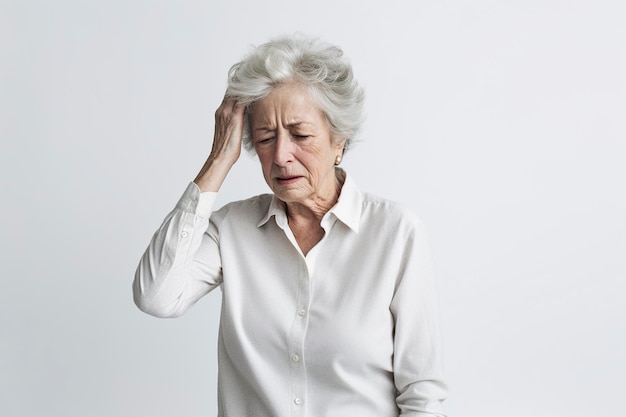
225;35;365;153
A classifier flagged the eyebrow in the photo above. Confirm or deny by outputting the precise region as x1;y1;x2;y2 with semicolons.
253;121;312;132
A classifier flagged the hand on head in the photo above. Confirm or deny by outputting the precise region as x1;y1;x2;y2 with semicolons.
210;97;246;166
193;96;245;192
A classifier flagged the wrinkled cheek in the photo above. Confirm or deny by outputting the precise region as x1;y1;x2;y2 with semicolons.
257;160;273;187
262;170;272;187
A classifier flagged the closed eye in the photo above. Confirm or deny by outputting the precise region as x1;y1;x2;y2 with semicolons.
256;137;275;144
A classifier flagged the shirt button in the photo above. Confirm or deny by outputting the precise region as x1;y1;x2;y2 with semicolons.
181;231;189;238
298;309;306;317
294;397;303;405
291;354;300;362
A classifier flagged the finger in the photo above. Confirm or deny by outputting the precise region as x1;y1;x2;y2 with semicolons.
215;102;235;122
233;102;246;116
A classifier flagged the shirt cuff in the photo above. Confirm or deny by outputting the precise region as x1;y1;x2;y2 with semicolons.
175;182;218;218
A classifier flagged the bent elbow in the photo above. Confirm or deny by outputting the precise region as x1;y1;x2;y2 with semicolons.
132;277;186;318
133;291;185;318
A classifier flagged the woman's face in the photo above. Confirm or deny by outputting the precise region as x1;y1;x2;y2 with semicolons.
250;83;344;206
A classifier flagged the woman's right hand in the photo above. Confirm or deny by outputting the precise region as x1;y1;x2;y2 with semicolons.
194;97;246;192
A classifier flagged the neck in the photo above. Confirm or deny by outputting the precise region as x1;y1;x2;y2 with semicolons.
284;169;345;256
285;169;345;224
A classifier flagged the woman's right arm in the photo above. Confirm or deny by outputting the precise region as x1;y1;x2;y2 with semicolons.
133;98;245;317
193;98;246;192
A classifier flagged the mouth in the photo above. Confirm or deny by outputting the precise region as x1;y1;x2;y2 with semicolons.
275;176;302;185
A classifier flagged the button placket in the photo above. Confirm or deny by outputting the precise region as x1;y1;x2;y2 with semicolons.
288;261;309;417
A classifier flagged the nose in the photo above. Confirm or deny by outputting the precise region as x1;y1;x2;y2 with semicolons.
273;133;294;166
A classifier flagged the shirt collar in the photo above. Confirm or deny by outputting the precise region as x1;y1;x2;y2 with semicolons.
257;169;363;233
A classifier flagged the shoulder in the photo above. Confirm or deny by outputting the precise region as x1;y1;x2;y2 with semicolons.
360;191;427;235
210;193;273;225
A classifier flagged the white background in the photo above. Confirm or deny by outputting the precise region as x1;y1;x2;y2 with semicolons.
2;1;625;416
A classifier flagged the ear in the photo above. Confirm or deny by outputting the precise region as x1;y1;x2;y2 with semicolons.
333;139;346;166
334;137;346;155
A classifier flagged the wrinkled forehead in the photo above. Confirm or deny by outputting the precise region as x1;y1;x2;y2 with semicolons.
247;83;326;130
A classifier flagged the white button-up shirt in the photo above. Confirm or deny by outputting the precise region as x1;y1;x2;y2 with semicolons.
134;172;447;417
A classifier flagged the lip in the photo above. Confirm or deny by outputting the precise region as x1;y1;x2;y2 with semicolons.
275;176;302;185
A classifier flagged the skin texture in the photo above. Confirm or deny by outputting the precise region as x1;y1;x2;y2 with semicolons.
194;83;345;255
193;98;245;193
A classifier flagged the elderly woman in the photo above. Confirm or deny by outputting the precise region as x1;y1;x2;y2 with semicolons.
134;36;447;417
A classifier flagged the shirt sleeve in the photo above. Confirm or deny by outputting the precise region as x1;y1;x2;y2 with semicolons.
390;219;448;417
133;182;223;318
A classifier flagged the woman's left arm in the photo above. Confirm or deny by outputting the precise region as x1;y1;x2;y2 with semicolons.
390;219;448;417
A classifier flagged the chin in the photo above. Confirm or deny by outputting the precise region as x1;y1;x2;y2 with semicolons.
272;188;306;204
